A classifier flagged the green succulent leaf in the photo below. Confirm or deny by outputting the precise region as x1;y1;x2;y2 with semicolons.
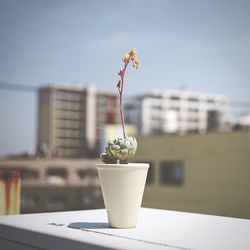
116;149;128;160
105;147;116;160
100;153;117;164
100;136;137;164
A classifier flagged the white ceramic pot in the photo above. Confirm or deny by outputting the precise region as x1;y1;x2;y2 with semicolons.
97;163;149;228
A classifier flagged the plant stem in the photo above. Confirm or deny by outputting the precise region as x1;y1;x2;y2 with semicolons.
120;94;126;139
118;63;128;139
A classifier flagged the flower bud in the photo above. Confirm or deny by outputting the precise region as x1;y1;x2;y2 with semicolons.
123;53;130;63
130;48;137;57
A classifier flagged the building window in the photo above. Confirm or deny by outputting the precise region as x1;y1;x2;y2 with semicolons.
188;97;199;102
46;168;68;185
207;110;219;132
77;167;97;179
160;161;184;186
21;193;41;209
47;193;67;211
88;168;98;178
188;108;199;113
170;96;180;100
47;168;67;178
20;168;39;180
207;99;215;103
151;104;162;110
77;169;88;179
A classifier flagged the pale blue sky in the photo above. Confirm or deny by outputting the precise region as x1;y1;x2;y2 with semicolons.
0;0;250;156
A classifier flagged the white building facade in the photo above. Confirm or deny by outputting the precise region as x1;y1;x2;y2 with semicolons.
125;90;230;135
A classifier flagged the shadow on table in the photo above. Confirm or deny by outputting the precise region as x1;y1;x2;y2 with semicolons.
68;222;110;229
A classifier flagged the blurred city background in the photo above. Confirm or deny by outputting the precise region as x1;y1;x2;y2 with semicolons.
0;0;250;219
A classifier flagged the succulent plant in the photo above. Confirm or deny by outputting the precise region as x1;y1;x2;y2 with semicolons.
100;136;137;164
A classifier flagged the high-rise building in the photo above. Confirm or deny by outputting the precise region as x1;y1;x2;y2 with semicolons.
125;90;230;135
37;84;118;157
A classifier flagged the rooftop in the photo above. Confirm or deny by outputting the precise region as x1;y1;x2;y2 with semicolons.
0;208;249;250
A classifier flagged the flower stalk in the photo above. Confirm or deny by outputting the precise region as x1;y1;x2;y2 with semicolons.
100;48;140;164
117;64;128;139
117;48;140;139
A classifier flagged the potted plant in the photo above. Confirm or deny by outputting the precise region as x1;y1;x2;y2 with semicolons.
97;48;149;228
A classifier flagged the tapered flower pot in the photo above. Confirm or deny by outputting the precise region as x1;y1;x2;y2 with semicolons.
97;163;149;228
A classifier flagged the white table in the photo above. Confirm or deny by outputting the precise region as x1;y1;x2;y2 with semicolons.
0;208;250;250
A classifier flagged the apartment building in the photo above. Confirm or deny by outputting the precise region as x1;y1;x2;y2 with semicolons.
134;131;250;219
37;84;118;157
0;159;103;213
125;90;230;135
